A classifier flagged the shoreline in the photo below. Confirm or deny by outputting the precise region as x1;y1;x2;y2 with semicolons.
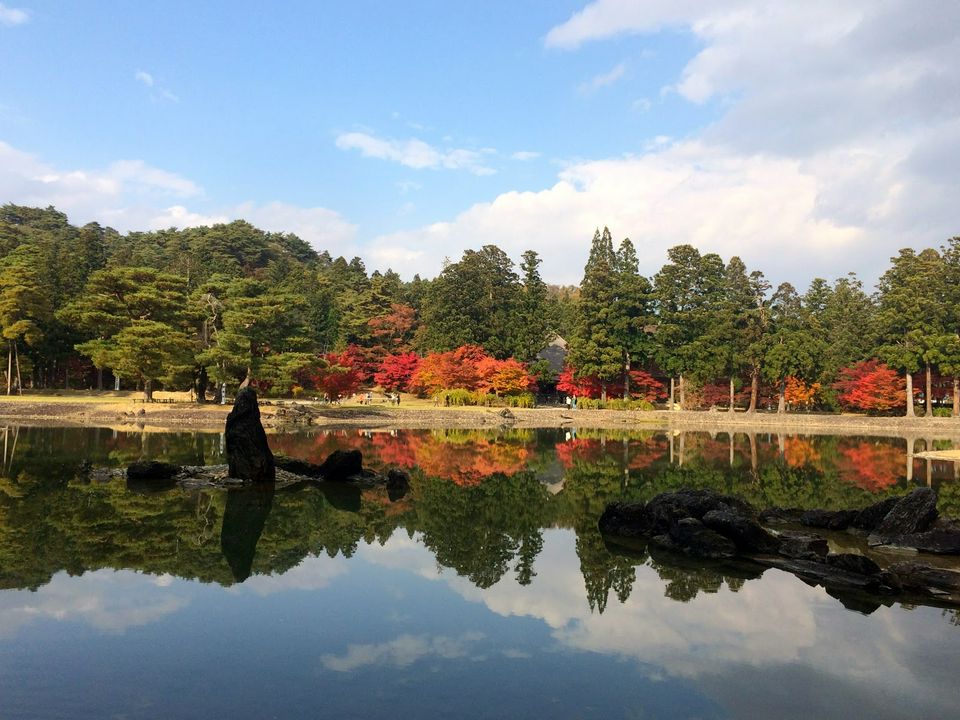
1;395;960;437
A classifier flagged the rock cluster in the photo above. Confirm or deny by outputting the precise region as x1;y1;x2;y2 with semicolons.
600;488;960;607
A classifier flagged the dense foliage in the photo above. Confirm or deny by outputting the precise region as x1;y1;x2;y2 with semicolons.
1;204;958;415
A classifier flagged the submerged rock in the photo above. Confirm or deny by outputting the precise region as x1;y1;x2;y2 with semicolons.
126;460;180;492
386;468;411;501
225;387;275;482
318;449;364;480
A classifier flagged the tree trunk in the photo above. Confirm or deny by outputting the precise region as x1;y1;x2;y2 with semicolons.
747;367;759;413
777;377;786;414
622;352;630;400
905;372;915;417
748;432;758;480
669;377;675;409
729;377;735;412
678;374;685;409
96;368;103;391
114;375;121;391
600;383;607;403
64;364;69;390
195;366;209;404
953;377;959;417
729;432;734;467
13;342;22;395
925;364;933;417
6;340;12;396
144;379;153;403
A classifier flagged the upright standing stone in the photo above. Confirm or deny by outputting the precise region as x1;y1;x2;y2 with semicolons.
225;387;275;482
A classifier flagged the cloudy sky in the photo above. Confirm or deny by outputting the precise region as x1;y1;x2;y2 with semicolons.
1;1;957;287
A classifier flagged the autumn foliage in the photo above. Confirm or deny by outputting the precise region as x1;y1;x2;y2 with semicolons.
556;366;666;402
784;377;820;409
308;350;364;399
833;360;907;413
374;351;421;391
409;345;533;396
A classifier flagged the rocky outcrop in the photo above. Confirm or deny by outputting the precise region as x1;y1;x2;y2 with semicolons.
126;460;180;492
600;488;960;607
225;387;275;482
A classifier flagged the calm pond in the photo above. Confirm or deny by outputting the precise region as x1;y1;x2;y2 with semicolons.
1;425;959;719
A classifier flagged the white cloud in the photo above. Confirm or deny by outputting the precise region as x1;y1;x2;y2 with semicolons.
0;140;358;256
336;131;496;176
0;3;28;26
134;69;179;103
134;70;154;87
511;151;541;161
579;62;626;93
320;632;484;672
367;140;869;285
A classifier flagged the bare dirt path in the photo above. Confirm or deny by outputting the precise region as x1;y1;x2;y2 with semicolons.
1;392;960;437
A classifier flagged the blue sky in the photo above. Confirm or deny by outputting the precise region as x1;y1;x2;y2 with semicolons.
1;1;958;286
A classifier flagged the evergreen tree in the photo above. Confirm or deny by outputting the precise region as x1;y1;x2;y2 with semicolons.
515;250;551;362
0;245;51;393
568;228;621;400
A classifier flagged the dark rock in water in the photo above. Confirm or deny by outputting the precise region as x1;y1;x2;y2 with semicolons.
875;487;938;537
318;449;364;480
758;507;804;524
826;553;882;576
220;486;275;582
316;482;361;512
870;519;960;554
701;508;780;553
386;468;410;501
645;489;755;535
273;454;324;478
800;508;858;531
887;561;960;596
126;460;180;492
777;531;829;561
225;387;275;482
599;501;651;537
667;517;738;559
127;460;180;481
850;497;900;532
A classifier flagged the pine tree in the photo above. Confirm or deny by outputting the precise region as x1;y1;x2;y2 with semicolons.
0;245;51;393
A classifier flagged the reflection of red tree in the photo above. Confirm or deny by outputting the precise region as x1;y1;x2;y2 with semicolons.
414;437;531;486
554;436;667;470
554;438;605;468
783;437;821;469
836;441;903;491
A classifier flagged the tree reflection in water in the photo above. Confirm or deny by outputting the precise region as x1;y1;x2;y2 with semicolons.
1;425;959;617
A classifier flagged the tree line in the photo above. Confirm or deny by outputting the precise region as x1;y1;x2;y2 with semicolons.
0;204;957;415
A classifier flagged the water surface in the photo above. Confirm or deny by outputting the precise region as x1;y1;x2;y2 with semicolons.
1;425;958;719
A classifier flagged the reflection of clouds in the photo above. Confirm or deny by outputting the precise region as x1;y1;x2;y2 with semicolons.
320;632;484;672
234;554;349;596
0;569;187;638
360;529;960;717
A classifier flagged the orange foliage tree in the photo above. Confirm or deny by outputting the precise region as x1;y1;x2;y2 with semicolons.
784;376;820;409
410;345;532;397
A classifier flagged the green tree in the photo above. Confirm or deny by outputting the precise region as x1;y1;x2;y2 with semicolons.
418;245;521;358
874;248;946;417
514;250;551;362
569;228;621;399
653;245;726;407
0;245;51;393
763;282;824;413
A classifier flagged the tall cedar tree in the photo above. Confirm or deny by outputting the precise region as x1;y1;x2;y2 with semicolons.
569;228;622;400
875;248;946;416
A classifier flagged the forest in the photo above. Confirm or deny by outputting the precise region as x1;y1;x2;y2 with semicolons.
0;203;958;416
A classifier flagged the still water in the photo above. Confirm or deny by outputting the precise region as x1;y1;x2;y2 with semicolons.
1;425;958;719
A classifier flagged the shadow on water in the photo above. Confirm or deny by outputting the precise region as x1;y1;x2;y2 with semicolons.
220;486;275;582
